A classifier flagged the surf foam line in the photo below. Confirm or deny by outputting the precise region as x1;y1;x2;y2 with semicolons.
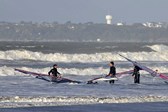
0;95;168;108
1;66;168;76
0;44;168;62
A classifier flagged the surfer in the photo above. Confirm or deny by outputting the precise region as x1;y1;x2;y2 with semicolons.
106;61;116;84
48;64;62;81
132;65;140;84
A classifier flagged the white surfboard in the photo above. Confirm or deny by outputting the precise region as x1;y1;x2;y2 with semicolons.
96;77;118;81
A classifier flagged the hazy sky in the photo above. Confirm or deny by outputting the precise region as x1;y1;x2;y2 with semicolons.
0;0;168;24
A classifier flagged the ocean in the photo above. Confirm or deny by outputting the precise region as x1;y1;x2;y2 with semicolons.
0;41;168;111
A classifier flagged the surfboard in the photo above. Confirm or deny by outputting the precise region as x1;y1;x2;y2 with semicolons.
87;70;134;84
15;68;81;84
96;77;118;81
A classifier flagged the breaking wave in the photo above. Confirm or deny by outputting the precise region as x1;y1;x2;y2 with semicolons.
0;66;113;76
0;66;168;76
0;45;168;62
0;95;168;107
147;44;168;52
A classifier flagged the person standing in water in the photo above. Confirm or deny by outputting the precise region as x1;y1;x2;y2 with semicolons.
106;61;116;84
132;65;141;84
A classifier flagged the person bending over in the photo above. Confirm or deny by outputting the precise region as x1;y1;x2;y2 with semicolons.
48;64;62;81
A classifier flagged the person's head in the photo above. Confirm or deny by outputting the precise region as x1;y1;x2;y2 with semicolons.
109;61;114;67
134;65;140;71
53;64;58;68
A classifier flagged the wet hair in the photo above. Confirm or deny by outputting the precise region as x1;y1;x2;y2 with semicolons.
110;61;114;65
134;66;140;71
53;64;57;67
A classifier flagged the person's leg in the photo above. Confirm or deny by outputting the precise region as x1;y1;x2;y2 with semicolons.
134;74;138;83
51;77;58;82
137;74;140;83
109;80;115;84
112;80;115;83
134;75;136;83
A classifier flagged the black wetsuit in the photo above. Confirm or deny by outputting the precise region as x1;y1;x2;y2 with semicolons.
48;68;61;78
132;66;140;83
109;66;116;84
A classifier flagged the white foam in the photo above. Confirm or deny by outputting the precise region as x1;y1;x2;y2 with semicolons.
1;66;109;76
1;66;168;76
147;44;168;52
0;66;15;76
0;44;168;62
1;96;168;107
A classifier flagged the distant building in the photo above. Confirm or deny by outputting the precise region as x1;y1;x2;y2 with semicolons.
117;22;126;26
143;22;163;28
96;38;101;42
106;15;112;25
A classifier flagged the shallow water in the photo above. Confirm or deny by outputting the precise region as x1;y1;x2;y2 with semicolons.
1;102;168;112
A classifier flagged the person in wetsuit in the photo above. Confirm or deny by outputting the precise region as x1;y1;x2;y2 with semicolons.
48;64;62;81
132;65;140;84
106;61;116;84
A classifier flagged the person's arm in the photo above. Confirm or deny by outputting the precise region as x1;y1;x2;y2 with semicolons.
57;71;61;75
132;68;136;77
106;71;111;77
106;74;111;77
106;67;113;77
48;69;52;76
112;67;116;77
57;71;62;78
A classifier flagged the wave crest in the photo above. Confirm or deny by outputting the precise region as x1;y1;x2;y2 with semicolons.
0;66;168;76
0;50;168;62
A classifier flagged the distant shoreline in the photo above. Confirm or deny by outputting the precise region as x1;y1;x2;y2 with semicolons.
0;40;167;44
0;22;168;43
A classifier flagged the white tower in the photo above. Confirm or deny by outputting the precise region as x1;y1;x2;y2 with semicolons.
106;15;112;25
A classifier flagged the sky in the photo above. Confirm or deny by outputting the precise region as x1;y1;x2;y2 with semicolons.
0;0;168;24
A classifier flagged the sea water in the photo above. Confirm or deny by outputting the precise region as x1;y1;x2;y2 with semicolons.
0;41;168;108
